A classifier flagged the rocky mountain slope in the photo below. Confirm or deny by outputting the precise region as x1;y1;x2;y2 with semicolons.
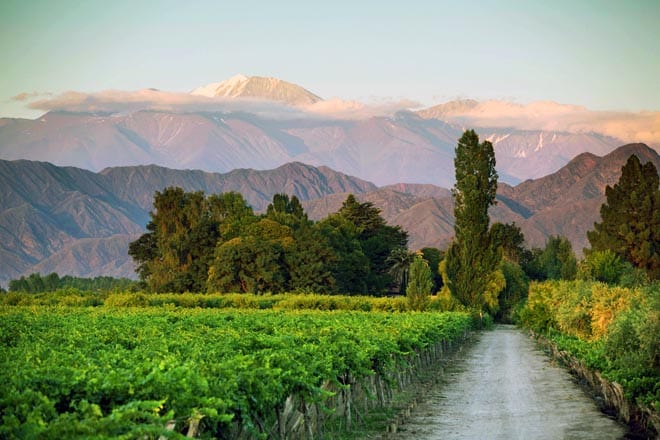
303;143;660;253
0;160;375;284
1;143;656;286
0;109;623;187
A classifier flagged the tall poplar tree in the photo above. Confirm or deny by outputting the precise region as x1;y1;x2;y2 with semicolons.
441;130;503;314
587;155;660;280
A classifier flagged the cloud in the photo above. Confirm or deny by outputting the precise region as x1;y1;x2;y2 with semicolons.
420;100;660;146
17;89;660;146
25;89;306;119
20;88;422;121
12;91;51;101
304;98;422;119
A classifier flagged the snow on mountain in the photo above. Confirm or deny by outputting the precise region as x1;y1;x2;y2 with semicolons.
191;75;322;106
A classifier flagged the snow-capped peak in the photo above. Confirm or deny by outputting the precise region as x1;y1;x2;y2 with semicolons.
190;75;322;106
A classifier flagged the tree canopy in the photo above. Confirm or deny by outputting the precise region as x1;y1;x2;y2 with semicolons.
129;190;407;295
587;155;660;280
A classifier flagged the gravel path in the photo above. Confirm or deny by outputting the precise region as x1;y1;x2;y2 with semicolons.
394;325;626;439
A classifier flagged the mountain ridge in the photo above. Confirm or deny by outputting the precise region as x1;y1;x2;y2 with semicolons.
0;107;627;187
1;143;657;286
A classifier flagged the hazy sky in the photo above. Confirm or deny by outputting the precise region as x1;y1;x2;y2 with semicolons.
1;0;659;118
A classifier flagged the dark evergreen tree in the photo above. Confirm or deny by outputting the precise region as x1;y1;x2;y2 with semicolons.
420;247;444;292
587;155;660;280
316;214;370;294
284;224;336;293
339;195;408;294
441;130;502;314
266;193;309;229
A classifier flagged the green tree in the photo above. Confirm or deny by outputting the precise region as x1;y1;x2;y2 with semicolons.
441;130;503;315
420;247;444;292
128;189;257;292
207;191;257;241
538;235;577;280
207;236;285;293
339;195;408;294
316;214;370;294
386;247;416;294
266;193;309;230
587;155;660;280
406;255;433;311
497;260;529;322
491;222;526;263
284;224;336;293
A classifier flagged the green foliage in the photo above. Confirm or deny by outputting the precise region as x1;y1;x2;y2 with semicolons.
406;255;433;311
497;260;529;323
208;235;286;294
520;247;545;281
491;222;526;263
1;290;416;312
537;235;578;280
266;193;309;229
518;280;659;408
420;247;443;292
284;224;336;293
0;306;472;438
605;285;659;373
129;188;259;293
8;273;138;293
386;247;416;294
131;189;408;296
578;249;632;285
587;154;660;280
316;214;370;294
339;195;408;294
442;130;502;314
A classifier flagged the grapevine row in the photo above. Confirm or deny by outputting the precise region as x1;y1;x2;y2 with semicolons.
0;307;472;438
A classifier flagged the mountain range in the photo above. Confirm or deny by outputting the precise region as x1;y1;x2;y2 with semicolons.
1;143;658;286
3;74;645;187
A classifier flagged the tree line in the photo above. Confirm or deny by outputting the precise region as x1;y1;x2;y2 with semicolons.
7;130;657;320
128;191;408;295
7;273;138;293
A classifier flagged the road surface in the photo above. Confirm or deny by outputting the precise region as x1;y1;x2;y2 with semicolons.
394;325;626;439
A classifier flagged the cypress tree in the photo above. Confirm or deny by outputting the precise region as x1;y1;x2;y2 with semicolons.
406;255;433;311
587;155;660;280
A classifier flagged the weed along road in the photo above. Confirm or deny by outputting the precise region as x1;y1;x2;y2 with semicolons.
393;325;626;440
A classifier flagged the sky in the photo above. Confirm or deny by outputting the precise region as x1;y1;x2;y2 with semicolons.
1;0;659;119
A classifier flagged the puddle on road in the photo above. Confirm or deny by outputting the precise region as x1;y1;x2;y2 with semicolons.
392;326;627;440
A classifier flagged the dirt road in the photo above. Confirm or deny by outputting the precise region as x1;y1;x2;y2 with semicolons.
394;325;626;439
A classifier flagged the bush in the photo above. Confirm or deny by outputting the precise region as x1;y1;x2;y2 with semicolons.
578;250;630;284
518;280;660;408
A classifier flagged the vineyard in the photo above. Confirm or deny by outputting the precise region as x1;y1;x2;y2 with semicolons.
0;299;472;438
